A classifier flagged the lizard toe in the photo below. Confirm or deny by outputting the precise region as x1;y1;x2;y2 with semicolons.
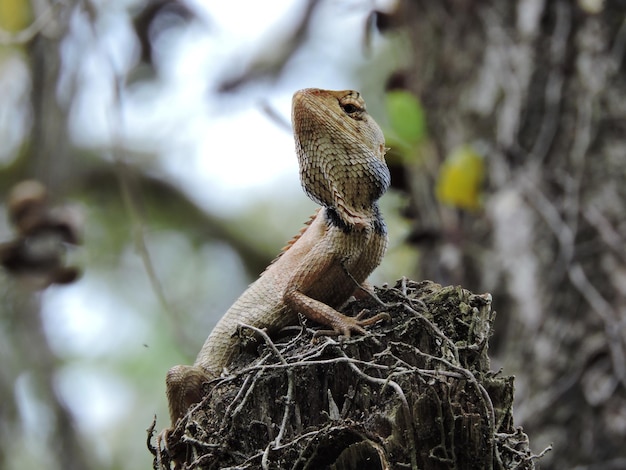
355;312;390;328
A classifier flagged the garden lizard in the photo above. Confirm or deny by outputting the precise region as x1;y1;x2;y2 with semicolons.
165;88;391;428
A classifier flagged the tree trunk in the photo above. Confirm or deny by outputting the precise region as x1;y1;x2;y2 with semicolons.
399;1;626;467
150;280;540;469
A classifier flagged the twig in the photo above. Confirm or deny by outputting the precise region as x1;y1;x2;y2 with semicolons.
238;324;288;365
96;20;195;351
238;355;394;374
403;342;496;470
528;0;569;166
221;352;273;428
238;324;296;451
261;443;271;469
402;304;460;363
583;205;626;263
341;353;418;470
275;364;296;447
568;264;626;387
342;262;391;308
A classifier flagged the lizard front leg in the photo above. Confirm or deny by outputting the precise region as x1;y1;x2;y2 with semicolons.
283;251;387;337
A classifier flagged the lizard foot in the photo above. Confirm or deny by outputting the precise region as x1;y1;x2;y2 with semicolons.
154;424;187;470
154;427;171;467
313;310;390;338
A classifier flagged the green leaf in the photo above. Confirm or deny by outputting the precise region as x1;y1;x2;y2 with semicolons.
386;90;426;147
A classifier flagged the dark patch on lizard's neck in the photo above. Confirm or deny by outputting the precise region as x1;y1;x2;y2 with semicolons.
372;204;387;235
325;207;350;232
325;205;386;235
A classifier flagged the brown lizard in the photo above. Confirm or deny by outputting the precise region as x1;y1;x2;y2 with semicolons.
164;88;391;429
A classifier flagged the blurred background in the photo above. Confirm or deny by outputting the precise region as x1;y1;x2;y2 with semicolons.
0;0;625;468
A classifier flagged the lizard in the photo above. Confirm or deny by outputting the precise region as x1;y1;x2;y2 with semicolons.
164;88;392;431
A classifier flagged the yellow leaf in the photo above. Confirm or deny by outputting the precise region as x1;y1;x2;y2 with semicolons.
436;145;485;211
0;0;32;33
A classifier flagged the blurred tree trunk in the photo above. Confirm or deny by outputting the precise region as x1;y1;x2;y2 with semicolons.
398;1;626;467
0;2;92;468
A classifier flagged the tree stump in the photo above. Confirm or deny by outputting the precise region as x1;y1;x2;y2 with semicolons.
149;280;541;469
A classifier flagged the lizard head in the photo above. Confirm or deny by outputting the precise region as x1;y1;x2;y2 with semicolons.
292;88;390;230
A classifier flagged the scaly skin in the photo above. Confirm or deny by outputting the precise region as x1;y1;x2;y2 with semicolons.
165;88;391;427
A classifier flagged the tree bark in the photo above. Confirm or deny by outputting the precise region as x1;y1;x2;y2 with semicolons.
398;1;626;467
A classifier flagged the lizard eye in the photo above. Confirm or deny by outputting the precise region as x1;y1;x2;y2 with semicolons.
341;103;360;114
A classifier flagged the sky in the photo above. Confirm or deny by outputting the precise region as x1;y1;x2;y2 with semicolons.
65;0;398;213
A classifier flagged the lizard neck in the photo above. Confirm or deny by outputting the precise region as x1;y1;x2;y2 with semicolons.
301;153;390;231
324;204;386;235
